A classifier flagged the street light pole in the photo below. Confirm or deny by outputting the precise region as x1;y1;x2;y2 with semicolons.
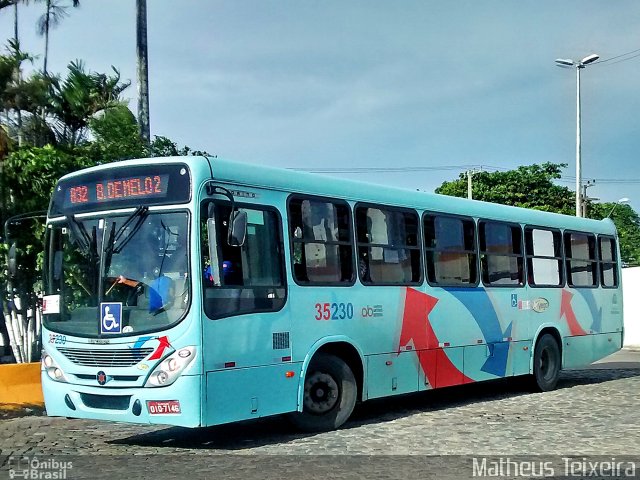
575;64;582;217
555;53;599;217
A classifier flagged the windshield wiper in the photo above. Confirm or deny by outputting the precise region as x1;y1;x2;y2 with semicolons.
100;206;149;300
157;220;178;276
66;215;92;254
105;205;149;255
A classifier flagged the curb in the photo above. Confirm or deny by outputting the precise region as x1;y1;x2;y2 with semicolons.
0;363;44;408
623;346;640;352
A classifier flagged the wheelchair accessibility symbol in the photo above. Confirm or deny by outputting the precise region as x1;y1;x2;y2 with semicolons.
100;302;122;334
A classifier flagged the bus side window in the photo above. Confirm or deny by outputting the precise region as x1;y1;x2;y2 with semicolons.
200;202;286;319
598;236;618;288
479;221;524;287
565;231;598;287
288;196;354;285
525;227;563;287
424;214;477;286
355;205;421;285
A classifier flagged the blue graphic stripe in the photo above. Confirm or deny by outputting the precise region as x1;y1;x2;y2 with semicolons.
133;336;153;350
482;342;509;377
444;288;511;377
576;289;602;332
444;288;503;343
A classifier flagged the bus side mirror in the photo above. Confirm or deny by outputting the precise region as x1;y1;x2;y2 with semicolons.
229;211;247;247
8;242;17;278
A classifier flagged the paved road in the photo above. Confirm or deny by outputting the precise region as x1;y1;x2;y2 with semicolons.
1;350;639;479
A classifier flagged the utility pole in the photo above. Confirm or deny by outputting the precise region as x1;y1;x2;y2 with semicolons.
136;0;151;145
466;168;481;200
581;180;596;218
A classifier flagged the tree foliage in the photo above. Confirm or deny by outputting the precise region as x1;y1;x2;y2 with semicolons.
46;60;131;146
436;163;640;265
585;202;640;266
0;40;210;308
436;163;575;215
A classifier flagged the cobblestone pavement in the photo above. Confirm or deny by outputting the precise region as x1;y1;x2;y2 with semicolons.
1;354;639;479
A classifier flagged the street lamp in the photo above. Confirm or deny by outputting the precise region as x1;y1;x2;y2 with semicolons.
607;197;630;218
555;53;600;217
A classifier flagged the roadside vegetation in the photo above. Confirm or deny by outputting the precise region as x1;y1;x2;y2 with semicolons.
0;1;206;362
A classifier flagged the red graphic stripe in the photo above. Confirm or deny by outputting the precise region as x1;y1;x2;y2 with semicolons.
398;288;472;387
149;336;171;360
561;290;587;336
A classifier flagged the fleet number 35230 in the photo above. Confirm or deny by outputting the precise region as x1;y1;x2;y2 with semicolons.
314;302;354;320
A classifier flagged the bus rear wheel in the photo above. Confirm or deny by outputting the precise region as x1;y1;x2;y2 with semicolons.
289;353;357;432
531;334;561;392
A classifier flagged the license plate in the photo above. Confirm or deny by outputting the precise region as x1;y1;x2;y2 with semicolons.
147;400;181;415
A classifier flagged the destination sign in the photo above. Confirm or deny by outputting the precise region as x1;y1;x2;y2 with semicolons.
49;163;191;215
64;174;170;207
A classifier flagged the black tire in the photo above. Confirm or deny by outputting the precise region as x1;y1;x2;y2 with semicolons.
289;353;357;432
531;334;561;392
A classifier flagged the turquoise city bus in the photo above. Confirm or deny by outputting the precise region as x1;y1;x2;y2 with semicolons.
41;156;623;431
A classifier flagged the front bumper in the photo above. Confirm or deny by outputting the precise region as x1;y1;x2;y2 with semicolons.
42;371;202;427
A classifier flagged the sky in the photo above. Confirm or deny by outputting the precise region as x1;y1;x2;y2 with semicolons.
2;0;640;213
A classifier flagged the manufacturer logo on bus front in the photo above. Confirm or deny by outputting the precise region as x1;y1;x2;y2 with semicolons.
96;371;108;385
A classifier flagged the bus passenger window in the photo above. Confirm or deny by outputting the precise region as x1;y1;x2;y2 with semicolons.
355;206;421;285
424;215;477;286
525;227;563;287
200;203;286;319
564;232;598;287
599;236;618;288
288;197;354;285
479;221;524;287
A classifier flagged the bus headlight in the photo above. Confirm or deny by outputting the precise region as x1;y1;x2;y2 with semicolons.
41;351;68;383
144;347;196;388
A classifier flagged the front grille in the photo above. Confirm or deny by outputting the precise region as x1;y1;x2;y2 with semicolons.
80;393;131;410
58;347;153;367
75;374;140;382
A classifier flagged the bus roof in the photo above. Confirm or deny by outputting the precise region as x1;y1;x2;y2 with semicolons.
58;156;617;236
207;157;616;236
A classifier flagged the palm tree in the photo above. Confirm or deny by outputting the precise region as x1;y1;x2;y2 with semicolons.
136;0;150;145
47;60;130;146
1;40;35;147
36;0;80;74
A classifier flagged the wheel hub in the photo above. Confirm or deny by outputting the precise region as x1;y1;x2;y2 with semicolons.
303;372;339;414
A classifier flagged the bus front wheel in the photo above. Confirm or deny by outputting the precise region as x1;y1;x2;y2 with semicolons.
531;334;561;392
289;353;357;432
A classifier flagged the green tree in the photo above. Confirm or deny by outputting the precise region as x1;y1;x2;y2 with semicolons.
0;40;36;147
436;162;640;265
84;103;146;163
585;202;640;266
0;43;210;361
4;144;92;212
148;135;209;158
436;163;575;215
46;60;130;146
1;145;93;305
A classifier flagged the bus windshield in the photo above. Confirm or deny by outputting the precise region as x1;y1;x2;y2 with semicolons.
43;210;190;337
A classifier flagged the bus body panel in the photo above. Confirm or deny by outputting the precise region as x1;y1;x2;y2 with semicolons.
42;371;202;427
40;156;624;429
204;363;301;426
